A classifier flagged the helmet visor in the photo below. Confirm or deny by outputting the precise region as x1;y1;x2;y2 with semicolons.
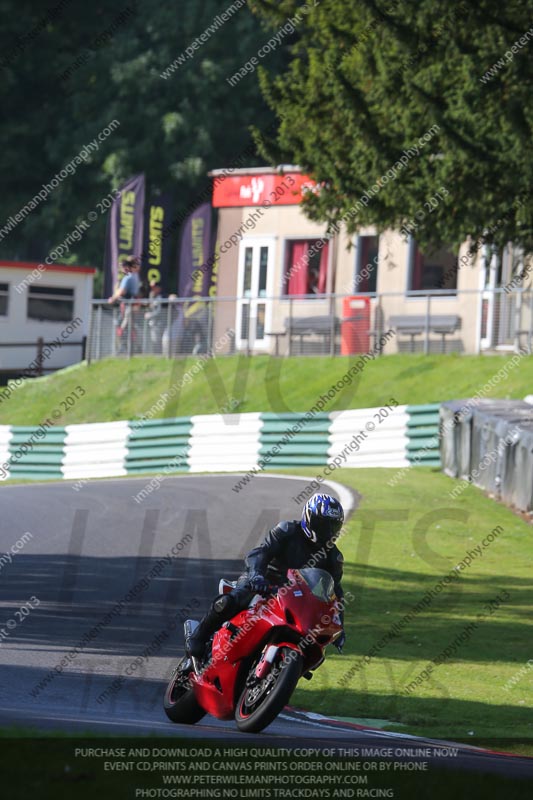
309;513;343;543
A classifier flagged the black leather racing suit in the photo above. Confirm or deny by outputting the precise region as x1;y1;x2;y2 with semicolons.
245;520;344;601
187;520;344;657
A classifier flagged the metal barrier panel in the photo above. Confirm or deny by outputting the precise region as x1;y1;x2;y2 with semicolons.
443;399;533;511
8;426;66;479
406;404;441;467
126;418;192;474
506;424;533;510
3;405;435;480
260;412;331;467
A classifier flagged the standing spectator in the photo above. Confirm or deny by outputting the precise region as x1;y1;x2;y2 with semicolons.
138;277;150;300
108;255;141;302
108;256;141;353
144;282;164;354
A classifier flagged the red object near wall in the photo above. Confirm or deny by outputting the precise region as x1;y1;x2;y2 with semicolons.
212;172;316;208
341;296;371;355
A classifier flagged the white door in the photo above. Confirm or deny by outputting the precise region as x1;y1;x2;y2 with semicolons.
480;247;498;351
236;239;274;351
480;246;517;350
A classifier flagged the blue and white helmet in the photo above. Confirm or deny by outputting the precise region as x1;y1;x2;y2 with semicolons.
301;493;344;545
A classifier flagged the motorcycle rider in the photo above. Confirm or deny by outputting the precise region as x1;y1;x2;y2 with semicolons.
186;493;346;660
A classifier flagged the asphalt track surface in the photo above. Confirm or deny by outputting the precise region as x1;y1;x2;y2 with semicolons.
0;474;532;783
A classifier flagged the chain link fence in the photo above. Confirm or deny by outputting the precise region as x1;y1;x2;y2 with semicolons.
86;290;533;362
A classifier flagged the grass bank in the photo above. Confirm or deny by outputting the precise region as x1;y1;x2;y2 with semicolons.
0;352;531;425
289;466;533;746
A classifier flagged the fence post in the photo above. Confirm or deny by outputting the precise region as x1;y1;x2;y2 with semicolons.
513;287;521;353
36;338;44;376
142;314;148;355
127;301;133;359
166;301;172;359
528;291;533;353
288;298;293;357
86;304;94;365
111;307;117;357
96;305;104;360
424;294;431;355
329;294;335;357
207;298;214;353
377;294;384;355
87;306;93;364
475;285;482;355
96;304;102;361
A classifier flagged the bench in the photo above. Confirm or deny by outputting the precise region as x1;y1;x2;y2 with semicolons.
266;316;340;355
389;315;461;352
287;315;340;355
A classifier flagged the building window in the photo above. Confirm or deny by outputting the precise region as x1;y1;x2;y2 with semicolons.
0;283;8;316
27;286;74;322
284;239;329;296
355;235;379;293
408;241;458;293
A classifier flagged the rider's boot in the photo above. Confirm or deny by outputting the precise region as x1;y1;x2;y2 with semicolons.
186;595;235;659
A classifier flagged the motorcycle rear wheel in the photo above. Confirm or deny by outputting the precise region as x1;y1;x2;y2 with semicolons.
235;646;302;733
164;664;206;724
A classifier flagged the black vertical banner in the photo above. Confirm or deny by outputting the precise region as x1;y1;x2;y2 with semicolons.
177;202;214;299
103;173;145;297
143;193;174;294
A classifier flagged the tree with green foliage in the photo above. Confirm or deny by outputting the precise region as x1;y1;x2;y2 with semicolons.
250;0;533;253
0;0;285;275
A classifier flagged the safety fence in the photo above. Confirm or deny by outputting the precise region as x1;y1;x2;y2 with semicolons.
441;398;533;511
87;288;533;361
0;404;441;482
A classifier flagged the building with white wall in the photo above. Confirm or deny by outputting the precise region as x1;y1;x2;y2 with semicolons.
0;261;95;377
208;166;528;356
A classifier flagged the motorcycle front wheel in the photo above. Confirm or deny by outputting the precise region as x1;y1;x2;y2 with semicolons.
163;662;206;724
235;646;302;733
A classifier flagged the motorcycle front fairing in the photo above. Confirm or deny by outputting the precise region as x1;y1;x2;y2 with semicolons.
189;568;342;720
275;569;343;670
190;596;290;719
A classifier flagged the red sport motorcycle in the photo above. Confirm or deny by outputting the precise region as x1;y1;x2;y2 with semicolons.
163;567;343;733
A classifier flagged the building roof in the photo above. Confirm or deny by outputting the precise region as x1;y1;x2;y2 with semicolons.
0;260;96;275
208;164;302;177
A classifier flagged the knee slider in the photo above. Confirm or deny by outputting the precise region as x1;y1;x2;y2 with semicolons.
212;594;235;615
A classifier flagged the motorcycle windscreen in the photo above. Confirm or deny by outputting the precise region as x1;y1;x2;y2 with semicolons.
295;568;335;602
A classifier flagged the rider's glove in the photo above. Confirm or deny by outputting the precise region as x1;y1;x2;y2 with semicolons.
248;574;270;596
333;629;346;653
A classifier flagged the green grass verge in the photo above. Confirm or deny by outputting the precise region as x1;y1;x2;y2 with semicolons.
0;352;531;425
287;466;533;746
